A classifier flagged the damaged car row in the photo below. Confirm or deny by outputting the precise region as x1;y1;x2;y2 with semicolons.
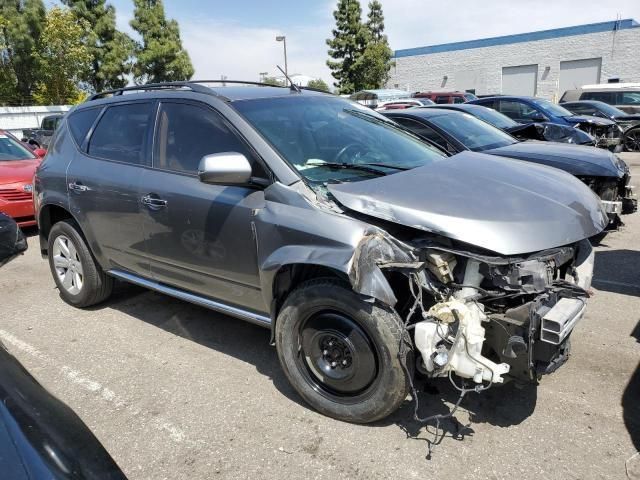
30;82;632;424
383;106;637;227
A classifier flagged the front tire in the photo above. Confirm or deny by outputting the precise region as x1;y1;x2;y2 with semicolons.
624;128;640;152
275;278;410;423
47;220;113;307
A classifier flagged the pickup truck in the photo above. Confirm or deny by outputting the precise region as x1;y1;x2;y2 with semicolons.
21;113;64;149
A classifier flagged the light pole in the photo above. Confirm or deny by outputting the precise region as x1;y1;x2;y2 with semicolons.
275;35;288;79
259;72;268;83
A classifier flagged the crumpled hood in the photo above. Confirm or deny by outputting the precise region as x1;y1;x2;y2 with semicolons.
563;115;615;127
487;141;624;177
328;151;608;256
504;122;595;145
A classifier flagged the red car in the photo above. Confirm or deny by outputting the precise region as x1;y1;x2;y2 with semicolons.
0;130;46;228
413;91;478;104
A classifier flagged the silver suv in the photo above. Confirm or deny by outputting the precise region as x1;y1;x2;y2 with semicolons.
560;84;640;114
35;82;607;423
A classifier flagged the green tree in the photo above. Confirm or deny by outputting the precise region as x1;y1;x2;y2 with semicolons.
261;76;283;86
359;1;393;89
62;0;134;92
130;0;194;84
366;0;385;42
307;78;330;92
32;7;91;105
0;14;19;105
326;0;368;94
0;0;46;104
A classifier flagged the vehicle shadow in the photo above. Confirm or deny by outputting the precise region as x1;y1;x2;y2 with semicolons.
383;377;537;457
622;320;640;451
99;282;538;442
100;282;304;406
593;249;640;297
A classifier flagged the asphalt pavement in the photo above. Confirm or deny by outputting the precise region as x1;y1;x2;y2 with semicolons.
1;155;639;480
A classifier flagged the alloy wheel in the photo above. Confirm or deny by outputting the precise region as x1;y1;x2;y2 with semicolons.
52;235;84;295
624;129;640;152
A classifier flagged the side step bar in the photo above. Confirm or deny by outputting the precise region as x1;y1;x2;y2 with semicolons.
108;270;271;328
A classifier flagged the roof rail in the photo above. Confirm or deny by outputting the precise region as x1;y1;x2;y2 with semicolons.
87;81;216;101
86;79;290;102
190;79;287;88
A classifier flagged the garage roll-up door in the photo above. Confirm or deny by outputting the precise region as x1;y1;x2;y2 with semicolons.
559;58;602;96
502;64;538;96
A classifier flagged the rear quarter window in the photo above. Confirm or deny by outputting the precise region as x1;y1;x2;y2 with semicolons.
68;108;102;147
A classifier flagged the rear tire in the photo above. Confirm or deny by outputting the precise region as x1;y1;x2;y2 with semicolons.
275;278;410;423
47;220;113;308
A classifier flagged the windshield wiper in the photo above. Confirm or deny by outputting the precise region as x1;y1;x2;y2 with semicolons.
360;162;409;171
304;160;390;176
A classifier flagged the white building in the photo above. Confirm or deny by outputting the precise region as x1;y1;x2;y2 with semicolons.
274;74;316;87
387;19;640;101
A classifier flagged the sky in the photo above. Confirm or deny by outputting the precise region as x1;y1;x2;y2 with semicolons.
105;0;640;85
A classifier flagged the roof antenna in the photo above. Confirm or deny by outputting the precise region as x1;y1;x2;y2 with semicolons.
277;65;301;93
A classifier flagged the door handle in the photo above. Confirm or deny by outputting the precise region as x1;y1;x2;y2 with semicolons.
141;194;168;210
68;181;89;192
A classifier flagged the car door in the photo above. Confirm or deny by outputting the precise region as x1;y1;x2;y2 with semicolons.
67;101;153;276
497;100;545;124
140;100;267;312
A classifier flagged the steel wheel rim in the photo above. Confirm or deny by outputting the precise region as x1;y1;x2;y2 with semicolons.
52;235;84;295
625;130;640;151
297;311;379;401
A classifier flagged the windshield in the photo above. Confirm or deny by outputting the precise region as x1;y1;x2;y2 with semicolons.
234;95;446;184
531;98;573;117
592;101;627;117
466;106;519;129
428;112;517;151
0;134;36;161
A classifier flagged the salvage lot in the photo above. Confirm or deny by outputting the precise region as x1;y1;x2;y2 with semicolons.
1;156;639;480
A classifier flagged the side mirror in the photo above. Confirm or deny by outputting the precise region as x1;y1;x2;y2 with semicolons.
198;152;252;185
33;148;47;158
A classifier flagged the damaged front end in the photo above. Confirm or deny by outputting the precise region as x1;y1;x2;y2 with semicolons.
577;159;638;227
364;237;595;386
569;117;623;151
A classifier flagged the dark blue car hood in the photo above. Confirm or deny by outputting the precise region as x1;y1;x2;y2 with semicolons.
563;115;615;127
487;141;626;177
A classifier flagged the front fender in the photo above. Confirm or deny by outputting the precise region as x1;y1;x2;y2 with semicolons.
253;183;408;314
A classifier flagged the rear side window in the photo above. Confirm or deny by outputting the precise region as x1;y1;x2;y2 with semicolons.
498;100;540;121
620;92;640;105
435;96;450;104
580;91;615;103
41;116;61;130
566;104;596;115
88;103;153;165
393;117;449;150
68;108;101;146
154;102;257;174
